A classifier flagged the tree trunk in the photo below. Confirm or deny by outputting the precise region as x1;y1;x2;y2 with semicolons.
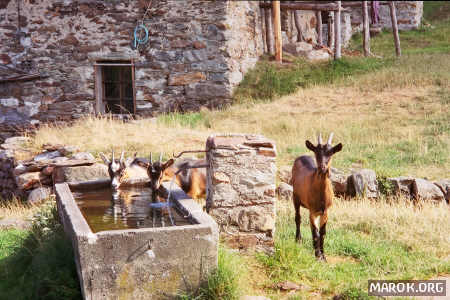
316;11;323;46
273;1;282;62
389;1;401;57
363;1;370;56
334;1;341;59
294;10;303;42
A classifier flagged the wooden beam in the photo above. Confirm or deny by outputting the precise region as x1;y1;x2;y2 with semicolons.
362;1;370;56
389;1;401;57
264;3;274;54
260;2;343;12
273;1;282;62
316;11;323;46
334;1;341;59
341;1;390;8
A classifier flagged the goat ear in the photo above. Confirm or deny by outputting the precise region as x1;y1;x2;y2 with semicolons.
163;159;175;170
99;152;110;164
305;140;316;152
331;143;343;154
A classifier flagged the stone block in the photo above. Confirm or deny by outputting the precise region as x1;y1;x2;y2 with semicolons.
347;169;378;198
53;163;109;184
412;178;445;202
276;182;293;201
168;72;206;86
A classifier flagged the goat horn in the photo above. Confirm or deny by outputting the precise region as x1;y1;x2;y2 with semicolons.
327;132;334;145
120;151;125;163
159;152;163;162
150;152;153;164
112;149;115;161
318;133;323;145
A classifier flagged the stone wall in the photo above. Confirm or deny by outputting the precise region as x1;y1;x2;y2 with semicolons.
206;134;277;252
349;1;423;32
0;0;263;138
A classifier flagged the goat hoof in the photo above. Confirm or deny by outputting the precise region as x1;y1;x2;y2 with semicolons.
317;255;327;262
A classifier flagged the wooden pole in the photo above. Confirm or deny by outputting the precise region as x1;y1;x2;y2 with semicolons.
294;10;303;42
362;1;370;56
265;3;274;55
273;0;282;62
316;11;323;46
389;1;401;57
334;1;341;59
327;12;334;49
261;5;267;53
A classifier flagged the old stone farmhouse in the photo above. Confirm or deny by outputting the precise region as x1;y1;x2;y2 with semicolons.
0;1;422;141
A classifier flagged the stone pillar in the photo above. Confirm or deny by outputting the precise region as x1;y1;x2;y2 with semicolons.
206;134;277;252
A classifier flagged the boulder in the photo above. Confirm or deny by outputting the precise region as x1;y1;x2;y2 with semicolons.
306;49;330;61
434;180;449;203
53;163;109;184
412;178;445;202
277;165;292;184
347;169;378;198
33;150;62;161
71;152;95;161
388;176;415;197
330;167;349;195
283;42;313;56
13;163;27;176
15;172;49;190
276;182;293;201
27;187;52;204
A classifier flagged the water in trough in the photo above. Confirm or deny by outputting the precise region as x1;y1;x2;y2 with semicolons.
73;186;193;233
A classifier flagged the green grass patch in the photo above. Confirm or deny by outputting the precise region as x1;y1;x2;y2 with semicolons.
179;247;246;300
257;211;449;297
158;111;211;129
0;201;81;300
234;57;389;102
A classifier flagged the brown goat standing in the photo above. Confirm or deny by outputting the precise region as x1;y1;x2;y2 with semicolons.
291;133;342;261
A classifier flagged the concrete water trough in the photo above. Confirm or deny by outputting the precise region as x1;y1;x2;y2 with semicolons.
55;181;218;300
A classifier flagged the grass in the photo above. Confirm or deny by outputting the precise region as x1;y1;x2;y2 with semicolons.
252;198;450;299
0;201;81;300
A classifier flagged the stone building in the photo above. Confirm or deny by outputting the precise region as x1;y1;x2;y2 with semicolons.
0;0;265;140
0;1;422;141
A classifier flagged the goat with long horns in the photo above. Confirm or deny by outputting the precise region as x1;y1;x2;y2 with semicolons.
291;133;343;261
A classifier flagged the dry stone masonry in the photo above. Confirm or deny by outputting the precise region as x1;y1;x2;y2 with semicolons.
0;0;263;137
206;134;277;252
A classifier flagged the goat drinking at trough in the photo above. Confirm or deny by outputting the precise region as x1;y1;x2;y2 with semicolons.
291;133;342;261
136;152;207;201
99;150;149;190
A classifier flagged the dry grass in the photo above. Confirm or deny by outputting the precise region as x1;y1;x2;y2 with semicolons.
277;197;450;259
0;197;39;221
31;83;449;179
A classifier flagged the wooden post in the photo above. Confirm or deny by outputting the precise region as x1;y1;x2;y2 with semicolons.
316;11;323;46
334;1;341;59
362;1;370;56
273;0;282;62
294;10;303;42
265;3;274;54
327;12;334;49
389;1;401;57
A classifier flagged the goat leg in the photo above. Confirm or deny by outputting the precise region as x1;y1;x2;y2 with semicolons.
310;214;322;259
319;223;327;261
294;195;302;242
